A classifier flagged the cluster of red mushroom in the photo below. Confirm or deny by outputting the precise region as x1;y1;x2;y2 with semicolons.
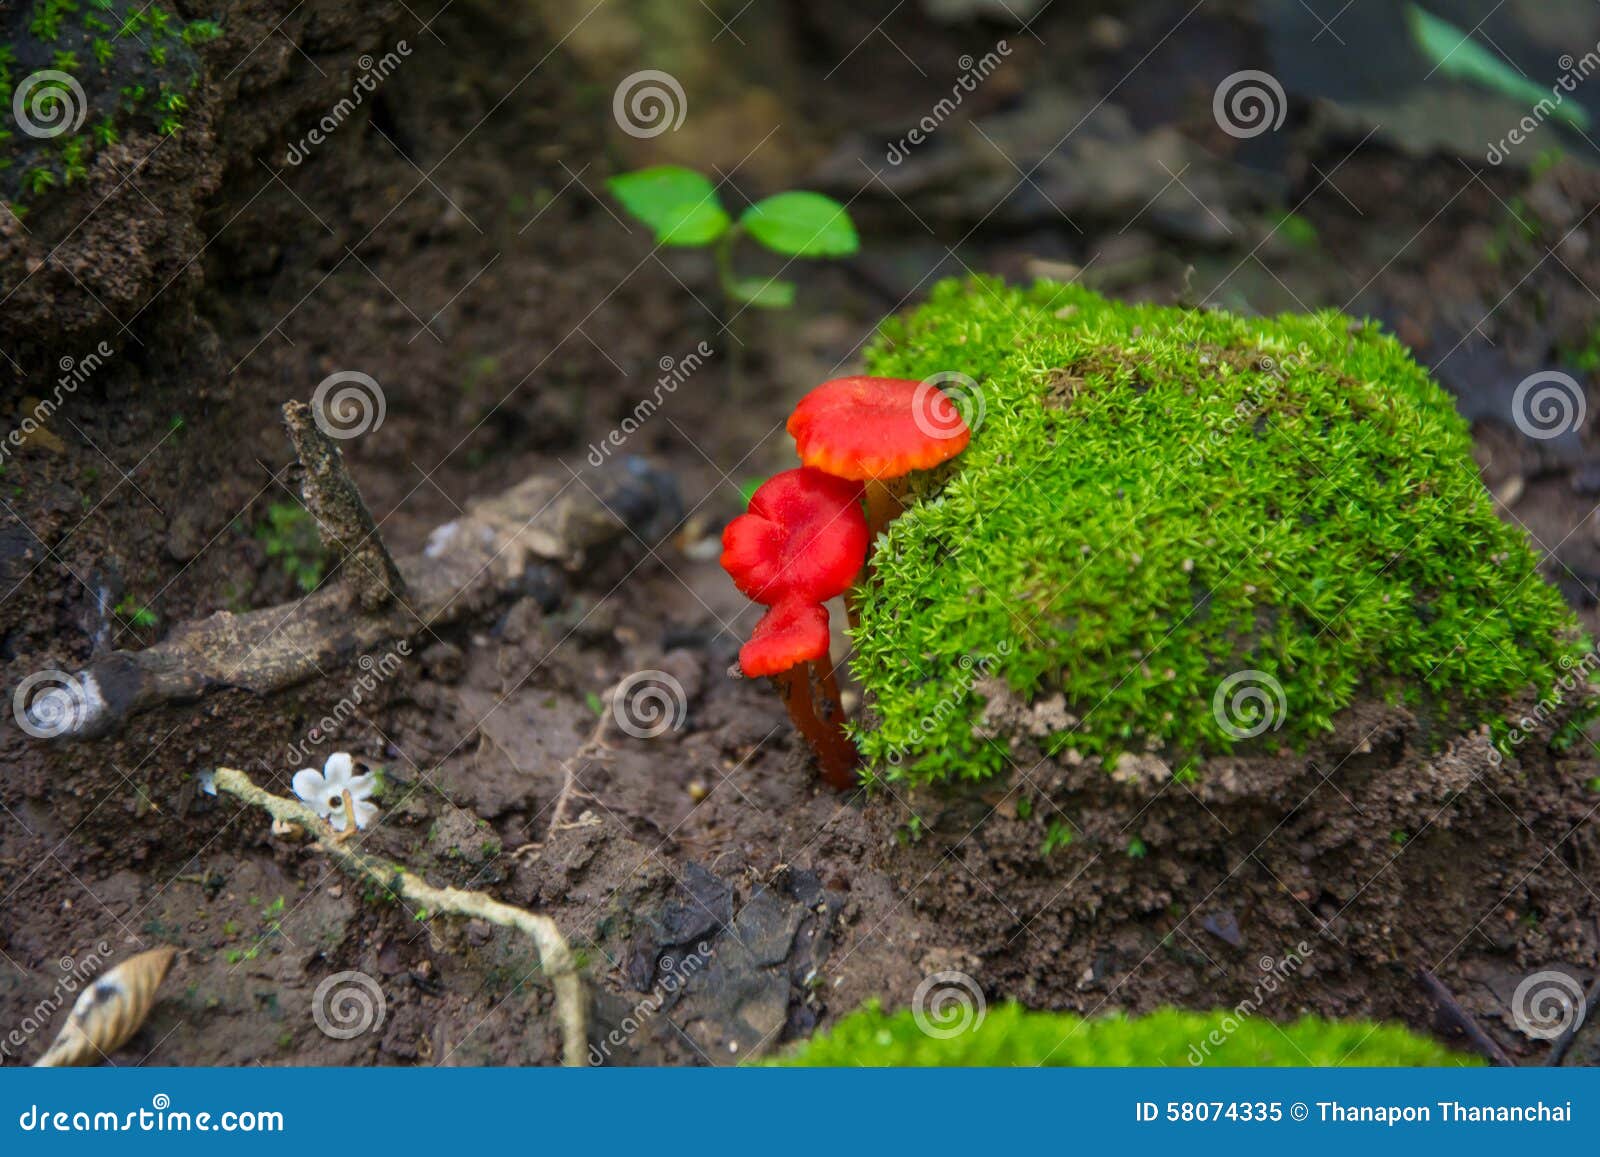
720;376;972;789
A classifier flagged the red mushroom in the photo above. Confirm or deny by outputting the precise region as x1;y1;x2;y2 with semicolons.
721;468;867;790
720;467;869;606
739;599;857;789
786;376;971;538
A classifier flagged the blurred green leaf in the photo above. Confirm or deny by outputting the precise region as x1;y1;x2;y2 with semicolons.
607;166;730;246
1406;4;1590;131
740;191;858;257
727;275;797;309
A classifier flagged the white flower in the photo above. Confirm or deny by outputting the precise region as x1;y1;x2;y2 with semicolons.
292;753;378;831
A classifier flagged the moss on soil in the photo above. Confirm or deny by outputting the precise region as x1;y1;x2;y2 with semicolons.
1;1;217;207
851;278;1585;784
774;1002;1476;1066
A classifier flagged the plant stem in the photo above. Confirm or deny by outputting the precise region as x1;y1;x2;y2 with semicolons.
212;767;589;1066
715;227;745;398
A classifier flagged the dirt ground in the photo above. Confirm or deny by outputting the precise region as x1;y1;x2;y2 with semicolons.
2;0;1599;1066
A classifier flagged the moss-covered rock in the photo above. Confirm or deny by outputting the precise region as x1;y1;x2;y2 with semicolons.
774;1002;1476;1066
852;277;1584;784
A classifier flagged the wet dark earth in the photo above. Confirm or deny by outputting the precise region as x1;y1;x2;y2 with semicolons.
2;0;1600;1066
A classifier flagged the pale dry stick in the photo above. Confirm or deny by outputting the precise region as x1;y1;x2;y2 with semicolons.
212;767;588;1066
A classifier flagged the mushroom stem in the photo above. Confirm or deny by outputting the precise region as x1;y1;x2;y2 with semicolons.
776;662;858;791
863;479;904;540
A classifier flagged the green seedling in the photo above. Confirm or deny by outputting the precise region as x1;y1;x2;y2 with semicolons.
607;165;858;386
254;501;327;593
115;597;157;629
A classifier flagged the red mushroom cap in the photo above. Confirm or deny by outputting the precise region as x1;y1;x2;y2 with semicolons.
720;467;868;605
739;599;831;677
787;376;971;481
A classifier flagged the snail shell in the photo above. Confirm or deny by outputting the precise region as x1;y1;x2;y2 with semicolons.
33;945;178;1067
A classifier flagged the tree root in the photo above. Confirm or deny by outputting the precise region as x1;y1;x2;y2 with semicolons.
25;456;680;742
213;767;589;1067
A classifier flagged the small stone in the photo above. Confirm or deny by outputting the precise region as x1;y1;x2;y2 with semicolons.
687;780;708;802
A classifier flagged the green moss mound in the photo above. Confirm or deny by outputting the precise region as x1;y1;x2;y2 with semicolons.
774;1003;1477;1067
853;278;1583;783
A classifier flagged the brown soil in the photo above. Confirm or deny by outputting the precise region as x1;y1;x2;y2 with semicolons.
3;0;1599;1067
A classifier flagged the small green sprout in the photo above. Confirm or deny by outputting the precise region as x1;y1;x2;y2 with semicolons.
607;165;858;313
1040;819;1073;857
115;598;158;629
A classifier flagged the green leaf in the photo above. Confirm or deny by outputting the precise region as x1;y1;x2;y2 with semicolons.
739;191;858;258
726;275;796;309
1406;4;1590;131
606;166;731;246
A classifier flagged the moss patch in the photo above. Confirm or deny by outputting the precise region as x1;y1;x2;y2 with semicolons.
852;278;1584;784
773;1002;1476;1066
1;1;217;208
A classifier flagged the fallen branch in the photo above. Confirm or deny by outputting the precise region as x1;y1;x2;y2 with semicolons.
1417;967;1515;1067
1544;975;1600;1067
22;457;680;741
213;767;588;1067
